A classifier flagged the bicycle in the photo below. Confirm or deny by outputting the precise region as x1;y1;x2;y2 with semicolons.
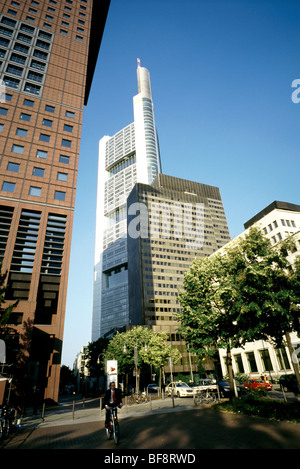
194;388;217;406
105;405;120;445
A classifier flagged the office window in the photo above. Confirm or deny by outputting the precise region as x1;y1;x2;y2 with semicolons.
24;82;40;94
32;167;44;177
42;118;52;127
29;186;41;197
59;154;70;164
2;182;15;192
65;110;75;118
45;104;55;112
39;133;50;142
20;112;31;121
7;162;20;172
38;31;52;41
16;128;28;137
63;124;73;132
57;172;68;182
54;190;66;201
0;124;3;132
6;64;23;76
17;33;32;44
36;39;50;50
36;149;47;159
61;139;71;148
33;49;47;60
0;107;8;115
10;53;26;65
14;43;29;54
24;98;34;107
4;76;20;89
31;60;45;71
1;93;12;101
12;144;24;154
27;70;43;82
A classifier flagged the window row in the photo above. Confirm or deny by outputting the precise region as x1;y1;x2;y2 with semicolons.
5;161;68;182
0;98;76;118
6;123;74;136
9;135;72;153
263;218;297;234
1;180;67;201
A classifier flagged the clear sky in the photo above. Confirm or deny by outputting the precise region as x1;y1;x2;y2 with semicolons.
61;0;300;368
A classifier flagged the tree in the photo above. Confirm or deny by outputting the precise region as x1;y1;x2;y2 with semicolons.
85;337;110;376
105;326;181;392
176;254;240;395
177;227;300;397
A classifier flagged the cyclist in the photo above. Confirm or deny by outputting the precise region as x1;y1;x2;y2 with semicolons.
104;381;123;429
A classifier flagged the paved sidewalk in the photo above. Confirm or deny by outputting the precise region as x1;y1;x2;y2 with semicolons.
1;395;300;450
19;395;194;428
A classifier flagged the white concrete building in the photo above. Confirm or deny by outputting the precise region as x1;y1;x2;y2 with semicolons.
92;61;161;340
217;201;300;381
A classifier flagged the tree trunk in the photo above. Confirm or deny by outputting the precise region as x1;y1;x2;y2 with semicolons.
226;348;238;399
285;331;300;397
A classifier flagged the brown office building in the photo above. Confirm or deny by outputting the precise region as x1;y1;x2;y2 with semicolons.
127;174;231;378
0;0;110;403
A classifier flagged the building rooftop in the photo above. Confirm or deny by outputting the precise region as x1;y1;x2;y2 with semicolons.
244;201;300;229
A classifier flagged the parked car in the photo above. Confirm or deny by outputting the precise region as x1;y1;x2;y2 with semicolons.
279;374;299;394
165;381;194;397
244;379;272;391
217;379;245;397
147;383;159;393
188;380;217;392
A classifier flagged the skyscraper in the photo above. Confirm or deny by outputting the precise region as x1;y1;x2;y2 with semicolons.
92;60;161;340
127;174;231;376
0;0;110;403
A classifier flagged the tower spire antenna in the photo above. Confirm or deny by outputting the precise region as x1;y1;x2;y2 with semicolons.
137;58;141;68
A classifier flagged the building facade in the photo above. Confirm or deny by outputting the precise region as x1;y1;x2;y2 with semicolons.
0;0;109;403
92;61;161;340
217;201;300;381
127;174;231;376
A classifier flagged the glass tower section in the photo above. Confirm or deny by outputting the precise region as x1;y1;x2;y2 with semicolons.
92;62;160;340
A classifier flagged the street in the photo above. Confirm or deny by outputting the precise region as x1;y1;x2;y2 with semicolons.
1;394;300;451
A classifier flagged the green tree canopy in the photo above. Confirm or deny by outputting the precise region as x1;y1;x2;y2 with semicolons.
177;227;300;396
105;326;181;376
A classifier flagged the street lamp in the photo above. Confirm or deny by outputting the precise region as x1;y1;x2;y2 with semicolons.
123;341;148;396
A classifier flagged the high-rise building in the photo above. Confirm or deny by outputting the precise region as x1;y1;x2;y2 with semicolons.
127;174;231;376
92;61;161;340
0;0;110;403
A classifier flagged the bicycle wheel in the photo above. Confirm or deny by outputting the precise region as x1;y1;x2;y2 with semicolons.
203;392;216;404
113;420;119;445
194;393;203;406
106;426;112;440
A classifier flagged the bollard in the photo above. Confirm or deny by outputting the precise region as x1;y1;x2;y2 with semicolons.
100;397;102;416
82;397;85;408
42;402;45;422
72;400;75;420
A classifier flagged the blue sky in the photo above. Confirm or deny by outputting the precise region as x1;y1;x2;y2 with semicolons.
61;0;300;367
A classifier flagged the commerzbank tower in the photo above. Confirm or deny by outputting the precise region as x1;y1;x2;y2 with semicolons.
92;60;161;340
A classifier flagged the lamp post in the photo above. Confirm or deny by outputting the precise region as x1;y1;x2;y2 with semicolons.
123;341;148;397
